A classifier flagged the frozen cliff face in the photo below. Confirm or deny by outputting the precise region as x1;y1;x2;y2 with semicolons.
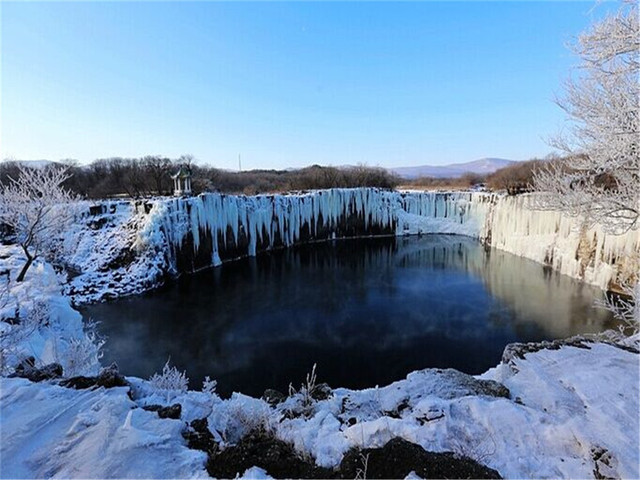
395;191;494;238
62;188;638;303
134;189;491;276
489;194;640;291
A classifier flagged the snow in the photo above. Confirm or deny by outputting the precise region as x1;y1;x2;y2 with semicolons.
1;342;637;479
0;246;101;376
238;467;273;479
263;342;639;478
0;378;208;479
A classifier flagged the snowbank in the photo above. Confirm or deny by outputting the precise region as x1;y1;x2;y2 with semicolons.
0;246;101;376
0;378;208;479
0;341;637;479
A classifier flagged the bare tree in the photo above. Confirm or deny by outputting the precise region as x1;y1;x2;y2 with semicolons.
533;0;639;235
0;166;78;282
534;1;639;336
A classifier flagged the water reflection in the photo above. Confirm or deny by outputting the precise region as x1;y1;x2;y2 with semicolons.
81;235;617;397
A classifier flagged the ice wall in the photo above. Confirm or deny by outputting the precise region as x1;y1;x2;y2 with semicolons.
135;189;490;275
488;194;640;291
129;188;638;294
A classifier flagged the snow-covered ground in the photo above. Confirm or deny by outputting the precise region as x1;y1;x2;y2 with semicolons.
1;243;638;479
1;339;637;478
0;246;101;377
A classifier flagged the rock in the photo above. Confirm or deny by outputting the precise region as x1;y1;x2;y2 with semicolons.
407;368;510;400
10;361;63;382
262;389;286;406
339;437;502;479
60;376;99;389
29;363;63;382
183;417;217;454
59;364;128;390
158;404;182;419
310;382;332;401
14;356;36;371
142;404;162;412
206;431;333;479
502;336;639;365
96;363;128;388
142;403;182;419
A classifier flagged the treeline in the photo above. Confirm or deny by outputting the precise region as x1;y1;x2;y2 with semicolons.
404;172;487;190
0;155;574;199
0;157;400;199
485;158;547;193
404;158;555;194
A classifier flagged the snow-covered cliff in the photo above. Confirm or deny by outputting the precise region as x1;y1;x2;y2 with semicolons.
141;189;491;272
489;194;639;291
63;188;638;302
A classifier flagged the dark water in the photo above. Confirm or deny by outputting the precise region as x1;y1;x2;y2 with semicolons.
80;235;617;397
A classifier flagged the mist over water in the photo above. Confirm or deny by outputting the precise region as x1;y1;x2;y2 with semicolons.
81;235;617;397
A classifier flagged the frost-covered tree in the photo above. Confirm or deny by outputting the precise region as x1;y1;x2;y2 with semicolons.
0;165;78;282
535;1;639;336
534;0;639;234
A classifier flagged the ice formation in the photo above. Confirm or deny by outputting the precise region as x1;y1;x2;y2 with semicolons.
133;188;637;290
135;189;492;273
488;194;640;290
64;188;638;303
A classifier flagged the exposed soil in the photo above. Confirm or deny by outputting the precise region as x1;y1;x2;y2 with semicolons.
340;437;502;479
205;432;502;479
206;431;332;479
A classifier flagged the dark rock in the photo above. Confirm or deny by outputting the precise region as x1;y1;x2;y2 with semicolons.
2;315;20;325
96;363;128;388
183;417;217;454
102;248;137;272
60;376;99;389
14;356;36;371
158;404;182;419
396;398;411;413
142;403;182;419
339;437;502;479
206;431;333;479
347;417;357;426
263;389;286;406
88;205;105;216
476;379;510;399
88;217;109;230
59;364;128;390
10;361;63;382
310;383;332;401
142;404;162;412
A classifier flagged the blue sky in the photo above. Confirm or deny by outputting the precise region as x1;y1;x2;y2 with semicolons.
1;1;616;170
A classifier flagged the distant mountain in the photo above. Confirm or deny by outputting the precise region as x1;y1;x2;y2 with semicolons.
390;158;516;179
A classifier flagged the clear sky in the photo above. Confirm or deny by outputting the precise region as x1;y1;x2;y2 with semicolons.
0;1;616;170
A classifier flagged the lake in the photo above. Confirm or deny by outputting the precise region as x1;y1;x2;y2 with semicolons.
80;235;617;397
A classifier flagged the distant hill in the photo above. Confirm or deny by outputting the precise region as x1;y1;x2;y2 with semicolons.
390;158;516;179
